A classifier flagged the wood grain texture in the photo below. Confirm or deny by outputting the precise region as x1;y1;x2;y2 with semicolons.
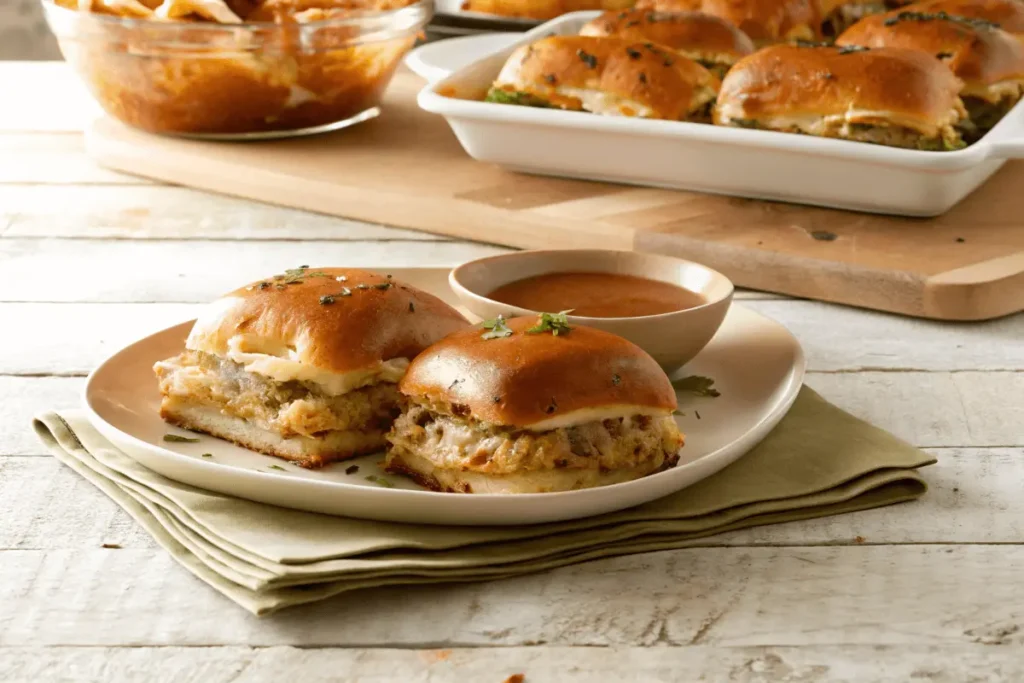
3;545;1024;647
0;241;777;303
0;186;444;241
2;645;1023;683
83;72;1024;320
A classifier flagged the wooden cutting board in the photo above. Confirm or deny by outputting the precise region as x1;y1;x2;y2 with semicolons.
85;71;1024;321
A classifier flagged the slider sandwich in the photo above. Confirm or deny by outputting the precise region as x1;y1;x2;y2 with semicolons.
385;314;685;494
837;9;1024;135
816;0;890;36
485;35;720;121
907;0;1024;37
579;9;757;77
715;44;969;149
634;0;819;45
154;267;469;467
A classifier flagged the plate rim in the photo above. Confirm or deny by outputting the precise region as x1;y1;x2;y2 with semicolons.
81;288;806;520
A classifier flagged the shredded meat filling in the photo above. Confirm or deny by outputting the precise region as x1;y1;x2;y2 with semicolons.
155;350;401;438
387;402;683;475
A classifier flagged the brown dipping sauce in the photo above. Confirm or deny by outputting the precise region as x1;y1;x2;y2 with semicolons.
488;272;706;318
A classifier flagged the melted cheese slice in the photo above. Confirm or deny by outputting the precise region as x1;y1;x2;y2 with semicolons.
224;335;408;396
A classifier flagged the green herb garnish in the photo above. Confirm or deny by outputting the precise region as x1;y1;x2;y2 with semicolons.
374;282;393;291
481;315;513;340
484;88;553;108
365;475;395;488
319;295;335;305
577;48;598;68
626;47;642;59
612;373;622;386
356;284;370;290
201;453;213;458
731;118;762;129
672;375;721;397
345;465;359;475
811;230;838;241
268;465;287;471
163;434;200;443
883;10;997;29
837;45;869;55
526;311;573;336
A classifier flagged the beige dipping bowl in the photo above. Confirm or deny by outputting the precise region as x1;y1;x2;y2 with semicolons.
449;250;734;374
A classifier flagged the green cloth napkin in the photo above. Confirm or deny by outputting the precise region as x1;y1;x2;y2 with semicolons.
33;387;935;616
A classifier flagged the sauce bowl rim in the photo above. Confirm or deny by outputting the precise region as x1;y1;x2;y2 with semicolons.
449;249;736;322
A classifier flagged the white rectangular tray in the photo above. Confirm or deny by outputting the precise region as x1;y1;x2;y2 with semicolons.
416;12;1024;216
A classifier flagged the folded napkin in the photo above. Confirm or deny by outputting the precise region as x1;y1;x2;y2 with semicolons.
34;387;935;616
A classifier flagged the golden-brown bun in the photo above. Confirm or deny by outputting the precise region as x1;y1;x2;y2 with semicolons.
579;9;756;73
814;0;890;38
399;316;678;430
837;9;1024;95
461;0;632;20
714;44;966;137
490;35;719;120
900;0;1024;35
634;0;818;44
186;267;469;376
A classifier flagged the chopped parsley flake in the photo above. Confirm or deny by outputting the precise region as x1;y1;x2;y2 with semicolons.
526;311;573;336
365;475;395;488
672;375;721;397
163;434;200;443
481;315;513;340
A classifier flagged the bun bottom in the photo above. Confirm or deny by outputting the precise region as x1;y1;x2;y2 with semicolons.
384;449;680;494
160;400;385;468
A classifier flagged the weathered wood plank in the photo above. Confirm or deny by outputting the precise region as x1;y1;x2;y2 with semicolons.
0;304;198;376
0;186;446;241
2;544;1024;646
0;239;511;303
3;301;1020;375
0;135;149;185
2;645;1022;683
806;371;1024;448
1;449;1019;551
0;63;97;133
0;240;781;302
749;300;1024;372
0;378;86;456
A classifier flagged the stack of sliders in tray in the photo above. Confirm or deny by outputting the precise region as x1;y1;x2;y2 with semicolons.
482;0;1024;149
153;268;685;493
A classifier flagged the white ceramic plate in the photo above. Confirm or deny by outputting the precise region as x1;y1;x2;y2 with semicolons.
407;33;521;83
417;13;1024;217
83;267;805;526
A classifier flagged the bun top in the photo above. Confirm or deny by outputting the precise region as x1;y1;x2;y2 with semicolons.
909;0;1024;35
579;10;756;66
185;268;469;393
399;316;678;430
492;35;719;120
837;10;1024;91
634;0;818;44
714;44;966;135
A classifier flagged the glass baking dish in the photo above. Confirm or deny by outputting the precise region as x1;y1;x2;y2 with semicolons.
42;0;431;139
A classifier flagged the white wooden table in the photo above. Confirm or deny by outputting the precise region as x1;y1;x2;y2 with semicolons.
2;61;1024;682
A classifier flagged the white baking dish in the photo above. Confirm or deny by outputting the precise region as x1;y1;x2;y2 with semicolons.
415;12;1024;216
